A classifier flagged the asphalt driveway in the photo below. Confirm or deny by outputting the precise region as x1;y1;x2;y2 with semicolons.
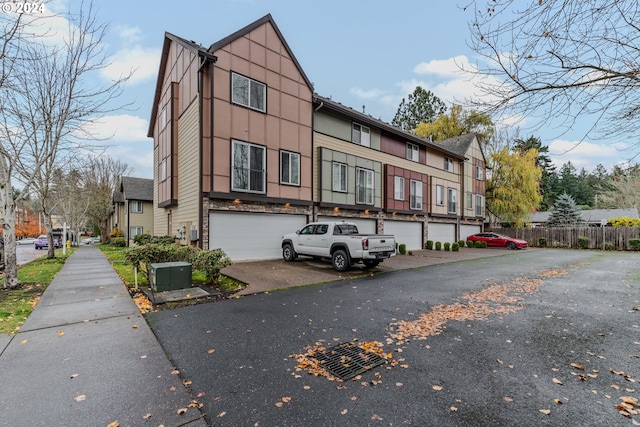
147;249;640;426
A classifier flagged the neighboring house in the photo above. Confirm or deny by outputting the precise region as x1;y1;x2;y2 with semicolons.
529;208;639;227
147;14;487;261
111;177;154;244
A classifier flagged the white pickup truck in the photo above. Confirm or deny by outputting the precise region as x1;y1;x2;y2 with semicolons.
281;221;396;272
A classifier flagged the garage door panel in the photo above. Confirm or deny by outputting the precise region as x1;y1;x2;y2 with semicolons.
461;225;481;241
317;216;376;234
209;212;306;261
384;221;422;250
428;223;455;244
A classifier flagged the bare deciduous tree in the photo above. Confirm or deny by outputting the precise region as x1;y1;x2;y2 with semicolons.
465;1;640;150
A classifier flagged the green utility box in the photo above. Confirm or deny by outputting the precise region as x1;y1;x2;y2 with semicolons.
149;262;192;292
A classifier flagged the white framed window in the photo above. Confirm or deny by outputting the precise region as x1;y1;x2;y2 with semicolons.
131;226;143;237
356;167;374;205
394;176;405;200
476;195;483;217
466;192;473;211
332;162;347;192
436;185;444;206
448;188;458;214
444;157;454;172
410;179;422;210
231;72;266;112
352;123;371;147
160;158;167;182
232;139;266;193
475;165;483;180
280;150;300;186
130;201;143;213
406;143;419;162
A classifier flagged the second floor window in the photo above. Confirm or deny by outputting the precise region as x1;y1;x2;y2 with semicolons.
394;176;404;200
410;179;422;210
160;158;167;182
406;143;419;162
356;168;374;205
232;140;265;193
130;201;143;213
466;192;473;211
231;72;266;112
332;162;347;192
352;123;371;147
444;157;454;172
280;151;300;186
476;195;483;217
476;165;484;180
436;185;444;206
448;188;458;214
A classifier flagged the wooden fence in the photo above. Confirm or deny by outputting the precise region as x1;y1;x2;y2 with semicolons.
489;227;640;250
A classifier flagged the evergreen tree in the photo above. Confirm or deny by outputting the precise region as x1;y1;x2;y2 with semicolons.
392;86;446;132
547;193;584;227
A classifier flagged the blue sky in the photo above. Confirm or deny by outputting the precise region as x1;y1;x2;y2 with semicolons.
42;0;632;179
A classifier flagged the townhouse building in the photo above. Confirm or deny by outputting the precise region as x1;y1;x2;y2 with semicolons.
147;14;486;261
110;176;155;244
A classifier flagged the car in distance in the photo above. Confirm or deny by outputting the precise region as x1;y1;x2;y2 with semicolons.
17;237;37;245
34;235;61;250
467;232;527;249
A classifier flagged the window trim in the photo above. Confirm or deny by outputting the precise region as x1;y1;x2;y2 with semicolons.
475;165;483;180
436;185;444;206
355;167;374;205
476;194;483;217
444;157;454;173
332;162;348;193
406;143;419;162
466;192;473;211
394;176;405;200
280;150;301;186
160;158;167;182
130;226;143;237
447;188;458;214
231;139;266;194
352;123;371;147
130;201;143;214
410;179;422;210
231;72;267;113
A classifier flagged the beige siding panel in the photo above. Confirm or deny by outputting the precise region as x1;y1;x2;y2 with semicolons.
173;99;201;236
153;146;163;236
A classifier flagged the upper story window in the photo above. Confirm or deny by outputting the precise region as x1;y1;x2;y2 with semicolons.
410;180;422;210
448;188;458;214
406;143;419;162
352;123;370;147
356;167;374;205
332;162;347;192
476;195;483;217
160;158;167;182
160;106;167;131
130;201;143;213
436;185;444;206
444;157;454;173
466;192;473;211
232;139;266;193
231;72;266;113
475;165;484;180
394;176;405;200
280;151;300;186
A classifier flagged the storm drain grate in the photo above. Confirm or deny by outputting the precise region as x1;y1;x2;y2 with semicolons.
311;342;386;381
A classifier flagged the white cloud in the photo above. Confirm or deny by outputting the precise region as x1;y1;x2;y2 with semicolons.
82;114;149;142
102;46;160;85
413;55;475;76
116;25;142;42
349;87;386;100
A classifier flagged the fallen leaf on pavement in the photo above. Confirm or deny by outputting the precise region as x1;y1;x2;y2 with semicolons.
143;413;151;419
57;331;64;337
552;378;563;385
539;409;551;415
554;399;563;404
177;408;187;415
450;406;458;412
74;395;86;402
207;349;216;354
503;397;513;402
218;412;226;417
341;409;348;415
21;339;27;345
571;363;585;370
106;422;119;427
433;385;443;391
132;325;138;329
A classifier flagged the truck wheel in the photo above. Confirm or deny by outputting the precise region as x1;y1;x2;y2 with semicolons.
332;249;350;272
282;244;297;262
363;260;380;268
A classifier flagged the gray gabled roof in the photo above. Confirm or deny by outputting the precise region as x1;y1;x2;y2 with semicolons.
530;208;639;224
436;133;478;158
120;177;153;202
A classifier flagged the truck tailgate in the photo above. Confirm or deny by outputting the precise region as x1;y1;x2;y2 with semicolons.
366;235;395;253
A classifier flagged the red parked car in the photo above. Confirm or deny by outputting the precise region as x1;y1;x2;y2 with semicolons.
467;233;528;249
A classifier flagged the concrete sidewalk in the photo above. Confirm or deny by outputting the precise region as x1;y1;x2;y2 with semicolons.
0;246;206;427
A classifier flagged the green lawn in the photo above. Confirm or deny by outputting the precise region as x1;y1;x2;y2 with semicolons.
0;248;74;335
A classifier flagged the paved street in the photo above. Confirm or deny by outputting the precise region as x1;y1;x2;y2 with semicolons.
147;249;640;426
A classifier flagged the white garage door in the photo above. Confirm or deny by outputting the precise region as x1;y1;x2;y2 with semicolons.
384;220;422;250
460;225;482;241
209;211;307;261
427;223;456;244
317;216;376;234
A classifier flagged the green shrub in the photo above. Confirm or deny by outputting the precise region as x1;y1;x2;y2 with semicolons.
629;238;640;251
458;240;465;248
192;248;232;283
609;216;640;227
408;250;413;256
435;241;442;250
452;242;459;252
110;237;126;247
425;240;434;250
133;233;153;245
577;237;589;249
466;240;474;248
474;241;483;248
398;244;407;255
444;242;451;251
538;237;547;247
605;242;615;251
